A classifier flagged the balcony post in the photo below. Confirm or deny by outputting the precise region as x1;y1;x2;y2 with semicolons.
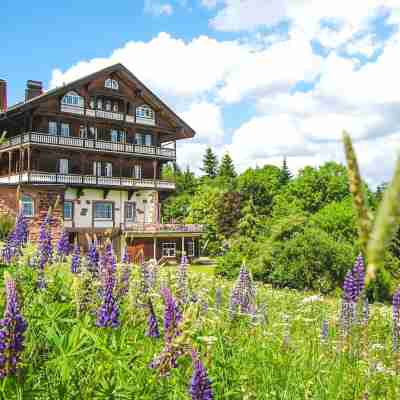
181;236;185;258
27;146;31;174
8;150;11;177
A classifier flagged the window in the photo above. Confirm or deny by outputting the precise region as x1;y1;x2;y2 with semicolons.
186;240;195;257
93;161;101;176
49;121;57;135
58;159;69;174
97;99;103;110
94;202;113;220
132;164;142;179
136;105;155;121
113;103;119;112
79;125;87;138
162;242;176;257
89;126;97;139
105;79;119;90
105;162;112;177
61;91;84;107
64;201;73;220
105;100;112;112
21;195;34;217
89;98;95;109
135;133;144;145
145;134;152;146
125;202;136;222
93;161;113;177
111;130;119;143
60;123;70;137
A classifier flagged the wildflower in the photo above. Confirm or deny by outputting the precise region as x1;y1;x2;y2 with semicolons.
87;240;99;274
0;273;28;378
161;287;182;342
71;242;81;274
104;242;116;273
352;254;365;300
2;212;28;263
340;271;356;337
146;299;160;338
215;287;222;309
177;254;189;304
122;246;130;264
56;230;70;261
96;256;119;328
393;288;400;352
229;265;256;319
189;351;213;400
320;320;329;344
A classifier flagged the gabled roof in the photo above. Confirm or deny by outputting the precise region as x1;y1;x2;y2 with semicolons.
0;63;195;139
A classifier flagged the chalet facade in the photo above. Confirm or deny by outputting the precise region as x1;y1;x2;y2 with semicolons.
0;64;202;261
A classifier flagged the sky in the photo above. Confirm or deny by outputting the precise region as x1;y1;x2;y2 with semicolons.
2;0;400;186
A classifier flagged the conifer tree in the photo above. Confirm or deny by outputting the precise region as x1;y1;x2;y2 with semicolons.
201;147;218;178
279;156;292;185
218;153;236;179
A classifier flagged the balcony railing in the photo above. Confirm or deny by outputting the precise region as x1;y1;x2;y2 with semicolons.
0;132;176;159
0;172;176;190
124;223;203;234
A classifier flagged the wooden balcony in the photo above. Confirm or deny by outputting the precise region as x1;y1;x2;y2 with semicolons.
124;223;203;237
0;132;176;160
0;172;176;190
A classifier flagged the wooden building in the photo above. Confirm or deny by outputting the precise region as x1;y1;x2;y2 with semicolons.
0;64;202;261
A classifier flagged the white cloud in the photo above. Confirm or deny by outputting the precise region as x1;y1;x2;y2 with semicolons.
144;0;174;16
179;101;224;145
201;0;220;9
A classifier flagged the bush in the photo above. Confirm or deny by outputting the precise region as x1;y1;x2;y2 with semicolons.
0;214;15;241
268;227;357;293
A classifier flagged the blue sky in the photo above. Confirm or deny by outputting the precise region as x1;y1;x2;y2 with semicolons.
2;0;400;186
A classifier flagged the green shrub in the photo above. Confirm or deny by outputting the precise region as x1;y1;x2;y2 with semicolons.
0;214;15;241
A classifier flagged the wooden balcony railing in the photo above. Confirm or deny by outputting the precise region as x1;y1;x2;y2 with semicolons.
0;132;176;159
124;223;203;234
0;172;176;190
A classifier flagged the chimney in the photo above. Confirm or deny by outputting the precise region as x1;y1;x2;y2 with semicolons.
0;79;7;111
25;80;43;101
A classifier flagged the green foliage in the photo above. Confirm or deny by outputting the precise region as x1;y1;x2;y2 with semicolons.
279;156;292;186
215;191;241;239
0;214;15;241
218;153;236;180
201;147;218;178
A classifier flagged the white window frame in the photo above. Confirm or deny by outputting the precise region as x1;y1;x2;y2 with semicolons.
125;202;136;222
21;195;34;217
162;242;176;258
136;105;155;122
133;164;142;179
94;202;113;220
58;158;69;174
64;201;73;220
61;91;84;107
49;121;57;135
105;79;119;90
60;123;70;137
105;162;113;177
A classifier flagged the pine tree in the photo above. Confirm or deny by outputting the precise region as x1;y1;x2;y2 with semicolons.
201;147;218;178
218;153;236;179
279;156;292;185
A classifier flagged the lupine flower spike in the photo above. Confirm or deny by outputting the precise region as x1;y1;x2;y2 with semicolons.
56;229;70;261
0;273;28;378
229;265;256;319
87;239;99;274
177;253;189;304
71;241;81;274
146;299;160;338
161;287;182;343
189;350;214;400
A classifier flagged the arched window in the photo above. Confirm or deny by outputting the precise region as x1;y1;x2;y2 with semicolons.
61;91;84;107
136;105;155;124
21;195;34;217
112;103;119;112
105;79;119;90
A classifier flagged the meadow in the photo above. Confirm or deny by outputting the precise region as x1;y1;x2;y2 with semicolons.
0;243;399;399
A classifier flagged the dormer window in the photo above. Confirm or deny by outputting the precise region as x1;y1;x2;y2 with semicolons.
105;100;112;112
136;105;155;125
61;91;84;107
105;79;119;90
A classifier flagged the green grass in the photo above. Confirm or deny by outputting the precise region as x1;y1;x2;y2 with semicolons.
0;254;399;399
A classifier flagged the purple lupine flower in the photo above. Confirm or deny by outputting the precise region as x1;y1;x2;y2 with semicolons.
36;214;53;288
104;242;116;273
122;246;130;264
96;257;119;328
189;351;213;400
392;288;400;352
146;299;160;338
229;265;256;319
177;254;189;304
1;212;28;263
87;240;99;274
352;254;365;300
320;320;329;344
340;271;357;336
161;287;182;343
71;242;81;274
343;271;356;303
0;274;28;378
56;230;70;260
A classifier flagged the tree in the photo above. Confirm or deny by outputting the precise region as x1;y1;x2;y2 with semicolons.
176;166;197;195
215;191;241;239
201;147;218;178
218;153;236;179
279;156;292;185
